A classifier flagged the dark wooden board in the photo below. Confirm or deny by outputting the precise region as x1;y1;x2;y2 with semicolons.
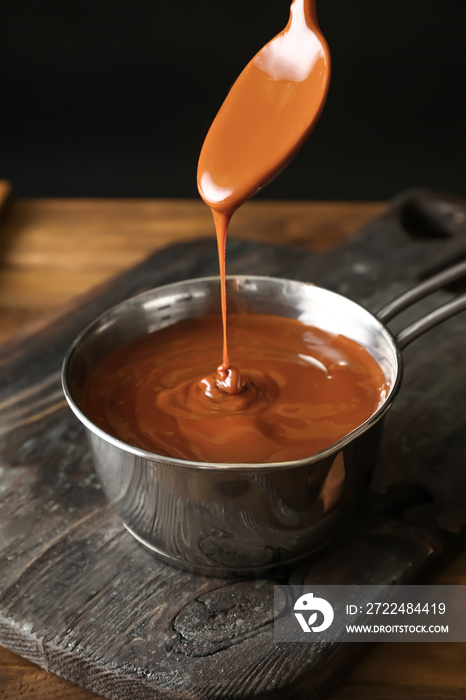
1;190;466;700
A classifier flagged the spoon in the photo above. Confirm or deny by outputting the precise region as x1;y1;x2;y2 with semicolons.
197;0;331;215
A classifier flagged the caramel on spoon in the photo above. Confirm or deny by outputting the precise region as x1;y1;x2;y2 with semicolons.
198;0;331;215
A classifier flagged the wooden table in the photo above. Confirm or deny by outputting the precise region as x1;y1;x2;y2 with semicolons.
0;197;465;699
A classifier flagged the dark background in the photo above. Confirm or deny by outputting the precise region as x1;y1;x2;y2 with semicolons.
2;0;465;201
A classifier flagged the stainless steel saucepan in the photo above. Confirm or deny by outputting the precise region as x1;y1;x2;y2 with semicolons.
62;261;466;577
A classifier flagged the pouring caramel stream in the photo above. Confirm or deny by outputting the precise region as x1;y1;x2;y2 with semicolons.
198;0;330;393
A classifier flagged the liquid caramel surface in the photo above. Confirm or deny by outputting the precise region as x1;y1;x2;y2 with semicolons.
80;314;388;464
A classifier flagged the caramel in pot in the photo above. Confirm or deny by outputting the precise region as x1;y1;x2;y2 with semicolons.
81;314;387;464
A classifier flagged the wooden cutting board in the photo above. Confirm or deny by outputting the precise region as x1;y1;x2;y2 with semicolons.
1;190;466;700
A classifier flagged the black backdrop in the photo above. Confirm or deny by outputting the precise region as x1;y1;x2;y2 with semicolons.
2;0;466;200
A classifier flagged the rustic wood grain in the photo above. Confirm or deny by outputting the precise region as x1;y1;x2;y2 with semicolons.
0;198;383;345
1;195;466;700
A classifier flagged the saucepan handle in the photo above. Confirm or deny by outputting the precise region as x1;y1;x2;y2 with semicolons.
376;259;466;350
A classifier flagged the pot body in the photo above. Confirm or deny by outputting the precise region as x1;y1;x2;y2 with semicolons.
85;421;383;576
62;276;401;576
